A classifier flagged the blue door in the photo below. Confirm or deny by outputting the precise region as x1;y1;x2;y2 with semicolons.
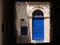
32;14;44;40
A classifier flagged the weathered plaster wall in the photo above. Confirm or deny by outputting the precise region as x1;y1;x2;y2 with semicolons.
15;2;29;43
16;2;50;43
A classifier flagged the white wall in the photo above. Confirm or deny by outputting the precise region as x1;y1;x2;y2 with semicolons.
15;2;30;43
15;2;28;36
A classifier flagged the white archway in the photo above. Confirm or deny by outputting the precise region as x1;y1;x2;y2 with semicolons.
28;7;46;18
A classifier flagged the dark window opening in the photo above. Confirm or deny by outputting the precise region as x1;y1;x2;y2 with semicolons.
20;19;25;21
21;26;28;36
32;10;43;16
32;10;44;19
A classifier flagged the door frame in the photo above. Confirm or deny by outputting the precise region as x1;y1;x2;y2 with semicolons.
28;7;46;43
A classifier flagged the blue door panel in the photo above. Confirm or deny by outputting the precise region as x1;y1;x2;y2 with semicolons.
32;15;44;40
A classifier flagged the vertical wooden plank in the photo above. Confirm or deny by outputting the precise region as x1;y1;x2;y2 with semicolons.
0;0;2;45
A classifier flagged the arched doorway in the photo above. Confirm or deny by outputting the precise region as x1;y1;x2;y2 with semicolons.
32;10;44;40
